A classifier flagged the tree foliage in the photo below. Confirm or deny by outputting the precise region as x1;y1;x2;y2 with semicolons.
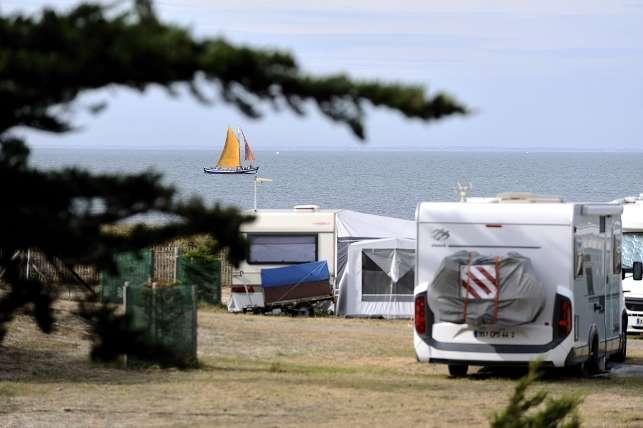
490;362;582;428
0;1;466;362
0;0;466;138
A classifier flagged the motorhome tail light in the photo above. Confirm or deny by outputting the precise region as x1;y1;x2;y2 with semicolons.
415;295;427;335
555;295;572;338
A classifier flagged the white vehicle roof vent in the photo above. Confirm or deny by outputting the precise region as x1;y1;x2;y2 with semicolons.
619;194;643;204
496;192;563;203
293;204;320;211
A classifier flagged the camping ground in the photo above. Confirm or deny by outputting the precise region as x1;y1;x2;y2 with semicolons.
1;302;642;427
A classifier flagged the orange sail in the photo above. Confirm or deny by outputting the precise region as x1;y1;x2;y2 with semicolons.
216;128;241;169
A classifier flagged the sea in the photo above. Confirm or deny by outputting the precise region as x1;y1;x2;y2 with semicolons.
31;149;643;219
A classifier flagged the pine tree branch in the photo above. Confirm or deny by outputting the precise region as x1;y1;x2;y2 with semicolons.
0;2;467;138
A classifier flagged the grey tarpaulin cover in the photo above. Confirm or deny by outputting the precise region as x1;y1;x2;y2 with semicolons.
427;251;545;327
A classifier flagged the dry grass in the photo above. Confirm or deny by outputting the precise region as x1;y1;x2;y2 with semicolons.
1;302;642;427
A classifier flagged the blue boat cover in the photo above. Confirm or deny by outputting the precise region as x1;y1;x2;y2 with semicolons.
261;261;330;288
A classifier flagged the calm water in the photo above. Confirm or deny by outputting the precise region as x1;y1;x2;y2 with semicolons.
30;149;643;219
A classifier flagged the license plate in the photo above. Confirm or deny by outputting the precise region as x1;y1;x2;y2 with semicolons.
474;329;516;339
636;317;643;326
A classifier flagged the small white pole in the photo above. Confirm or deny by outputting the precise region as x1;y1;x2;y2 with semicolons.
253;177;272;211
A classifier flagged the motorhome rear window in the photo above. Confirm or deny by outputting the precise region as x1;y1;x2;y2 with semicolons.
361;249;414;302
247;234;317;264
622;232;643;268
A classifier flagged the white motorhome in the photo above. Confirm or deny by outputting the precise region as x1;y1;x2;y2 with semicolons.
618;195;643;334
414;194;627;376
228;205;415;312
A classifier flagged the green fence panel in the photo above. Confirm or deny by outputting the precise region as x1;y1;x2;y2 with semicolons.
100;250;152;303
125;285;197;366
176;255;221;304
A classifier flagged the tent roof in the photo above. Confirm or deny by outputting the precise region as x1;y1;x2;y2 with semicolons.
336;210;415;239
346;237;416;251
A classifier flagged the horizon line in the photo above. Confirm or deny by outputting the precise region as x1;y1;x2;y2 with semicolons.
28;144;643;153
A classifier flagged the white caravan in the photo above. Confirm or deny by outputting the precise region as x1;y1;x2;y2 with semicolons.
618;195;643;334
414;194;627;376
229;206;338;311
228;205;415;312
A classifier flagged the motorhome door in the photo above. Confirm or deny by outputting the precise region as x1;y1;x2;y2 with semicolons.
606;216;622;349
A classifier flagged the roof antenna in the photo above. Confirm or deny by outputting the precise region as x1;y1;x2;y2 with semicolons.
456;181;472;202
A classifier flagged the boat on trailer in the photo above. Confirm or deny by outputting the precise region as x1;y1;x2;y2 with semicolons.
204;127;259;174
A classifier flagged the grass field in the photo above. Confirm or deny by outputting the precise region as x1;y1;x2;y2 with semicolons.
1;303;642;427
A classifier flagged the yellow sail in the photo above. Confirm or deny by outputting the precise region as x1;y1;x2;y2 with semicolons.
216;128;241;168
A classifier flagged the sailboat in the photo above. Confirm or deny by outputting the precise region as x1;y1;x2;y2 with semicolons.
203;127;259;174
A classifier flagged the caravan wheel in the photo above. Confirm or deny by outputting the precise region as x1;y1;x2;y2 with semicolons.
448;364;468;378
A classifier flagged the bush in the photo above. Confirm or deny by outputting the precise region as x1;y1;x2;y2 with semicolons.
490;362;582;428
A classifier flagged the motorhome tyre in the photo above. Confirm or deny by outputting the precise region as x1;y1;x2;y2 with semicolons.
612;314;628;362
448;364;468;378
584;334;600;376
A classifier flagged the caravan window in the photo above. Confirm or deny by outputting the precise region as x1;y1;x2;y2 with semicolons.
247;234;317;264
361;249;414;301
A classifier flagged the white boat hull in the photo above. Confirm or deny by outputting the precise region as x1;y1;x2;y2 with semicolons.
203;166;259;175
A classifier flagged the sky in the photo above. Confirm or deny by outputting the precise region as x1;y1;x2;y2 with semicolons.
5;0;643;151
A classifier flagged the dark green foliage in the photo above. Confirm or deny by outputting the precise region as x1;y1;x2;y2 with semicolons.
0;1;466;138
0;1;466;364
490;362;582;428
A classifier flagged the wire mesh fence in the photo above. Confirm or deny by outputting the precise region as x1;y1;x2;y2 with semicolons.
152;244;179;285
100;247;223;304
100;250;152;303
176;255;221;304
125;284;197;367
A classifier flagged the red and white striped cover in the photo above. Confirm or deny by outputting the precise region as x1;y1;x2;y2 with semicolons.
459;264;498;300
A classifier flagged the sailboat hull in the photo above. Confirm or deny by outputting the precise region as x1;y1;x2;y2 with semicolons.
203;166;259;175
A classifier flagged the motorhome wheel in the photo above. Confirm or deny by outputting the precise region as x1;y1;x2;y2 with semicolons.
585;335;600;376
448;364;468;378
612;315;628;363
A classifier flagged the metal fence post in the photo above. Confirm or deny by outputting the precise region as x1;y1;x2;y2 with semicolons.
152;282;157;348
174;246;179;284
123;282;128;367
192;285;197;360
25;249;31;279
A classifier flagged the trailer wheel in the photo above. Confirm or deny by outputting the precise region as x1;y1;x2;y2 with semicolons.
448;364;468;378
